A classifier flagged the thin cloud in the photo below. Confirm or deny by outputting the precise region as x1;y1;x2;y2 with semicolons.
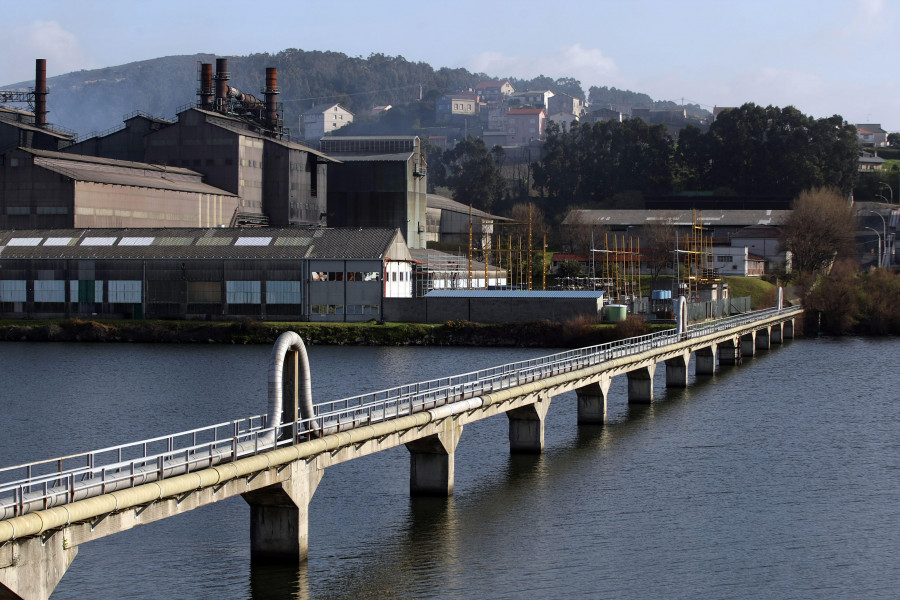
3;21;93;83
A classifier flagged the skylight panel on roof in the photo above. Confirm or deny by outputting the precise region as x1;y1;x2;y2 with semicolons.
158;237;194;246
274;237;312;246
235;237;272;246
7;238;42;246
81;237;117;246
118;237;154;246
196;238;231;246
43;237;73;246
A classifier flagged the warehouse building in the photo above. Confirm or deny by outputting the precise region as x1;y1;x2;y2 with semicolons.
0;227;413;322
0;148;239;229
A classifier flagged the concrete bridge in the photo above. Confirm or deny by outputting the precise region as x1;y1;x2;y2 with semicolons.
0;301;801;599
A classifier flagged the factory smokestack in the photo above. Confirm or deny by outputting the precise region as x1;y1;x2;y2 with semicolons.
264;67;279;132
34;59;47;127
199;63;214;110
214;58;229;111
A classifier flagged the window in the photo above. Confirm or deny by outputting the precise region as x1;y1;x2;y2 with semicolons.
0;280;27;302
716;255;734;263
108;280;142;303
34;280;65;302
188;281;221;303
266;281;301;304
70;280;103;303
226;281;261;304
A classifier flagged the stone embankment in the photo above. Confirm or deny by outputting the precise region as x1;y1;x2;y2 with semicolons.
0;317;669;348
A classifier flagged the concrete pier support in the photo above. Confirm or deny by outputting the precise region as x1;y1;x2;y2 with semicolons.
784;318;795;339
0;531;77;600
695;343;718;374
242;460;323;563
405;418;463;496
665;351;690;388
508;394;551;453
756;327;771;350
627;364;657;404
740;332;756;357
771;323;783;344
576;377;611;424
718;341;742;365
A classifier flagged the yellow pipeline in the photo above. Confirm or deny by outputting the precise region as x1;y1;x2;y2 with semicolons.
0;397;458;543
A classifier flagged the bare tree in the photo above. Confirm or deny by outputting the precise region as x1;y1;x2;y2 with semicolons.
643;216;677;286
779;187;857;277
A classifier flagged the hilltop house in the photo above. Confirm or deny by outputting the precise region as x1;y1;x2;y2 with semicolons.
301;103;354;141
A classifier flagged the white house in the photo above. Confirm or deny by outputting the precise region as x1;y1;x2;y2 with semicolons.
301;103;354;141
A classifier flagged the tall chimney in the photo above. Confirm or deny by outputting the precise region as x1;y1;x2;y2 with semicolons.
199;63;214;110
34;59;48;126
264;67;279;132
214;58;230;111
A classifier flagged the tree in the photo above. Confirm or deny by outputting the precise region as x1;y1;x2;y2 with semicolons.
888;132;900;148
643;216;677;285
779;187;857;277
443;137;506;211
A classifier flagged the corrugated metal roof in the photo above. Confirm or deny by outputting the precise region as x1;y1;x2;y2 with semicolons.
328;152;413;162
22;148;235;196
192;108;338;162
426;194;508;220
0;227;410;261
425;290;604;298
563;209;790;227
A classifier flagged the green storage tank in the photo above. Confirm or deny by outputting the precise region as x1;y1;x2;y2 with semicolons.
605;304;627;322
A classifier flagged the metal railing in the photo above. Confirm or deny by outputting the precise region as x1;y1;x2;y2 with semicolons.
0;305;801;520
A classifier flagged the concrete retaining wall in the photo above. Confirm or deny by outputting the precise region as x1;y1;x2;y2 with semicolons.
384;297;603;323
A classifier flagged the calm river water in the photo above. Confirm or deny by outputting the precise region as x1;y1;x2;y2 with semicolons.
1;336;899;599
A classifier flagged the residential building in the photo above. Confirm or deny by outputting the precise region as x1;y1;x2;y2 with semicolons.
435;92;479;123
506;108;546;145
547;93;585;117
859;150;886;172
856;123;888;147
474;80;515;102
301;103;354;141
510;90;554;110
546;112;578;130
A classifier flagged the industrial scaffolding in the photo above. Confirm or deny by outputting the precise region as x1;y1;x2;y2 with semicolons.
675;210;719;301
467;203;547;290
590;232;642;303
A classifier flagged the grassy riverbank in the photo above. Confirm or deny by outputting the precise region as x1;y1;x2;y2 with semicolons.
0;316;673;347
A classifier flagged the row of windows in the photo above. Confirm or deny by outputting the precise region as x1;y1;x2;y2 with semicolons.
0;280;142;303
311;271;381;282
3;206;67;216
310;304;379;315
0;280;302;305
715;255;735;263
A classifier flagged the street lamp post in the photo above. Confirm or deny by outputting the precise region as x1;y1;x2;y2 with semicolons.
867;210;888;267
878;182;893;204
865;226;882;268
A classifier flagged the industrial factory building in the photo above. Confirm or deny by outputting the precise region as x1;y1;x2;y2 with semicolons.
320;136;428;249
0;227;413;322
0;148;239;229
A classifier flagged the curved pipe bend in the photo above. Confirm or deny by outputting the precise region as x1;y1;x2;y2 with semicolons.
266;332;315;442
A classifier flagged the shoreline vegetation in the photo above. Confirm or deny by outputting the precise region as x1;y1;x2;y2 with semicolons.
0;316;673;348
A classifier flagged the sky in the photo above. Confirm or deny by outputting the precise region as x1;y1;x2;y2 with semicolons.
2;0;898;130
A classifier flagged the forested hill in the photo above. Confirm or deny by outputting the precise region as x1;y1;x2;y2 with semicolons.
2;49;709;138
